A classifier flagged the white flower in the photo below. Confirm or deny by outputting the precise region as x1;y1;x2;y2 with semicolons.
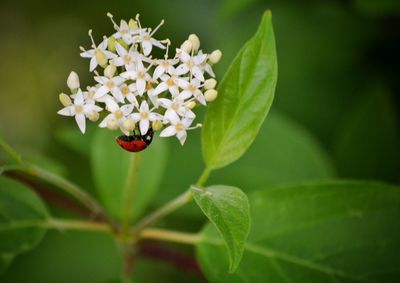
160;112;196;145
131;101;162;135
178;78;206;105
134;16;166;56
120;83;139;106
113;42;141;67
94;75;125;102
120;61;152;96
159;97;195;121
154;71;187;98
80;32;117;71
153;58;179;80
67;71;80;90
176;50;207;81
57;89;102;133
99;97;134;135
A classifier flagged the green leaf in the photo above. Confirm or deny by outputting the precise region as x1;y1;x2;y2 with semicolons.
191;185;250;272
91;129;168;221
202;10;278;170
209;110;334;190
0;177;48;273
196;181;400;282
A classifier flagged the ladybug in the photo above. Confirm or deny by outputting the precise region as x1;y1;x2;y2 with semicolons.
116;128;154;152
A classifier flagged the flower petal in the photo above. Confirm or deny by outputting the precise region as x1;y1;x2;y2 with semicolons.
94;85;109;99
105;96;119;112
57;106;74;116
136;79;146;96
154;82;168;96
160;126;176;137
139;119;149;136
121;104;134;115
142;40;152;56
75;113;86;134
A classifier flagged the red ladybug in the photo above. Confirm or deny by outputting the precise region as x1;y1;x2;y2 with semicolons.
116;128;154;152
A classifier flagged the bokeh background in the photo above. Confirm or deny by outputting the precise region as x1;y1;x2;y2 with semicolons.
0;0;399;282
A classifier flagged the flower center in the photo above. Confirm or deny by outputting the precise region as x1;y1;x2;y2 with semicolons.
161;61;169;68
87;91;95;99
186;59;194;69
137;72;145;79
121;86;130;95
187;84;196;92
166;78;175;87
123;54;131;64
114;110;124;119
146;82;153;90
75;105;83;113
175;123;184;132
140;112;149;119
171;103;179;111
106;80;115;89
143;35;151;41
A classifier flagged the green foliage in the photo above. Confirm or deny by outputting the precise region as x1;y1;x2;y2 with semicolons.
196;181;400;282
191;185;250;272
91;129;168;221
202;10;277;170
0;177;48;273
333;86;400;183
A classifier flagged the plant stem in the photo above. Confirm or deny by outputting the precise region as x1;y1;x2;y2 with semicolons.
133;189;193;233
0;136;116;229
132;166;212;233
121;153;141;235
46;218;113;234
139;228;201;245
196;166;211;187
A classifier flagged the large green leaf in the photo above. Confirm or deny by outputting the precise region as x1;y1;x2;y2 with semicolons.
196;181;400;282
91;129;168;221
191;185;250;272
0;177;48;273
202;10;277;170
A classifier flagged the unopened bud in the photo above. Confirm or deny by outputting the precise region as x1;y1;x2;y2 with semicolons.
107;36;116;52
59;93;72;107
209;49;222;64
104;64;116;78
152;120;163;131
123;119;136;132
88;111;99;122
186;101;196;109
67;71;80;91
107;119;119;130
95;50;108;67
180;40;193;53
129;19;138;29
204;78;217;90
188;34;200;51
205;89;218;102
117;38;128;50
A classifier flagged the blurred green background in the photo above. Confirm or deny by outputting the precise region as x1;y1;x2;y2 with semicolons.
0;0;399;282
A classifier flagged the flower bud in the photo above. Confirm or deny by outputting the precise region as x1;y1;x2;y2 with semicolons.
107;36;116;52
205;89;218;102
117;38;128;50
123;119;136;132
59;93;72;107
209;49;222;64
186;101;196;109
95;50;108;67
188;34;200;51
129;19;138;29
152;120;163;131
180;40;193;53
104;64;116;78
88;111;99;122
67;71;80;91
204;78;217;90
107;119;119;130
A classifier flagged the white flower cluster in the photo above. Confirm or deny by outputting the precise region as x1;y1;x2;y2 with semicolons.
58;13;221;145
